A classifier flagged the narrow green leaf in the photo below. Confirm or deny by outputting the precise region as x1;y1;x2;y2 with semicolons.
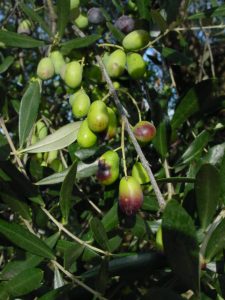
202;142;225;167
102;202;119;232
220;153;225;203
38;285;71;300
108;235;122;252
64;244;84;270
5;268;43;297
35;160;98;185
0;232;59;280
135;0;151;20
95;257;109;294
0;30;45;48
19;80;41;147
195;164;220;229
162;200;199;293
0;218;55;259
0;192;31;221
181;130;211;164
0;56;14;74
152;120;169;159
0;283;9;300
106;22;125;42
204;219;225;261
90;217;110;251
151;10;167;32
60;160;77;224
161;47;192;65
60;35;100;54
21;121;82;153
57;0;70;38
19;3;52;36
188;4;225;19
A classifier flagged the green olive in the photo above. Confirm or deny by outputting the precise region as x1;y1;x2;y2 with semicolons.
64;61;83;88
106;49;126;78
70;0;80;9
36;120;48;139
50;159;64;173
49;51;65;75
77;119;97;148
131;162;149;185
46;150;58;164
37;57;55;80
17;19;32;35
122;30;149;51
119;176;143;215
70;90;91;118
126;53;146;79
74;13;89;29
87;100;109;132
104;107;117;140
97;150;119;185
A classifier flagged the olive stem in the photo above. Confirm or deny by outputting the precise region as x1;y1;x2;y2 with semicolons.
121;119;128;178
101;92;111;102
114;146;122;152
98;43;124;50
119;89;142;122
72;25;166;210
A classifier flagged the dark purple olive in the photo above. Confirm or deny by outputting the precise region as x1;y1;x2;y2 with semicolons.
115;15;135;33
87;7;105;24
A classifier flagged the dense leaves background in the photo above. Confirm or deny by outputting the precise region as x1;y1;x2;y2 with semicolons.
0;0;225;299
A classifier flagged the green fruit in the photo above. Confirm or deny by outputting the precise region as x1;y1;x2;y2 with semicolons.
122;30;149;51
87;100;109;132
131;162;150;185
97;150;119;185
70;0;80;9
36;121;48;139
77;119;97;148
46;150;58;164
64;61;83;88
127;0;138;11
74;13;89;29
70;90;91;118
106;49;126;78
156;226;164;251
49;51;65;75
112;81;120;89
31;134;38;145
127;53;146;79
104;107;117;139
17;19;32;35
50;159;64;173
37;57;55;80
119;176;143;215
133;121;156;144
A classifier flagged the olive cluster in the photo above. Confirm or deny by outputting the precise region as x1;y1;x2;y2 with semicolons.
34;3;157;216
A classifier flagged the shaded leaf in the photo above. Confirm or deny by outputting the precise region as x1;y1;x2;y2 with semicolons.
95;257;109;294
60;159;77;224
181;130;211;164
38;285;71;300
195;164;220;229
61;35;100;54
19;80;41;147
189;4;225;19
90;217;110;251
162;200;199;293
152;120;170;159
0;30;45;48
204;218;225;262
142;287;184;300
21;121;82;153
0;218;55;259
161;47;192;65
19;3;52;36
64;244;84;271
0;133;10;161
151;10;167;32
102;202;119;232
106;22;125;42
135;0;151;20
108;235;122;252
0;56;14;74
57;0;70;38
4;268;43;297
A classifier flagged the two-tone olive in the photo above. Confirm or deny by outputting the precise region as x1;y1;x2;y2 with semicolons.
97;150;119;185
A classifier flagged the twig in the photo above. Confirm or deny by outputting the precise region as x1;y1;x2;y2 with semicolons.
0;117;28;177
41;207;109;255
72;25;166;210
163;159;174;200
201;25;216;78
121;119;127;177
51;260;108;300
1;0;19;28
45;0;57;36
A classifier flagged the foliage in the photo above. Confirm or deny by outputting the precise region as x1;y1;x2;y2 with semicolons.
0;0;225;299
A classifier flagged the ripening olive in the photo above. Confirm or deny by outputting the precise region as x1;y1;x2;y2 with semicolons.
122;30;149;51
64;61;83;88
126;53;146;79
37;57;55;80
70;90;91;118
87;100;109;132
104;107;117;140
17;19;32;35
133;121;156;144
77;119;97;148
49;51;65;75
119;176;144;215
36;120;48;139
115;15;135;33
87;7;105;24
106;49;126;78
74;12;89;29
97;150;119;185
